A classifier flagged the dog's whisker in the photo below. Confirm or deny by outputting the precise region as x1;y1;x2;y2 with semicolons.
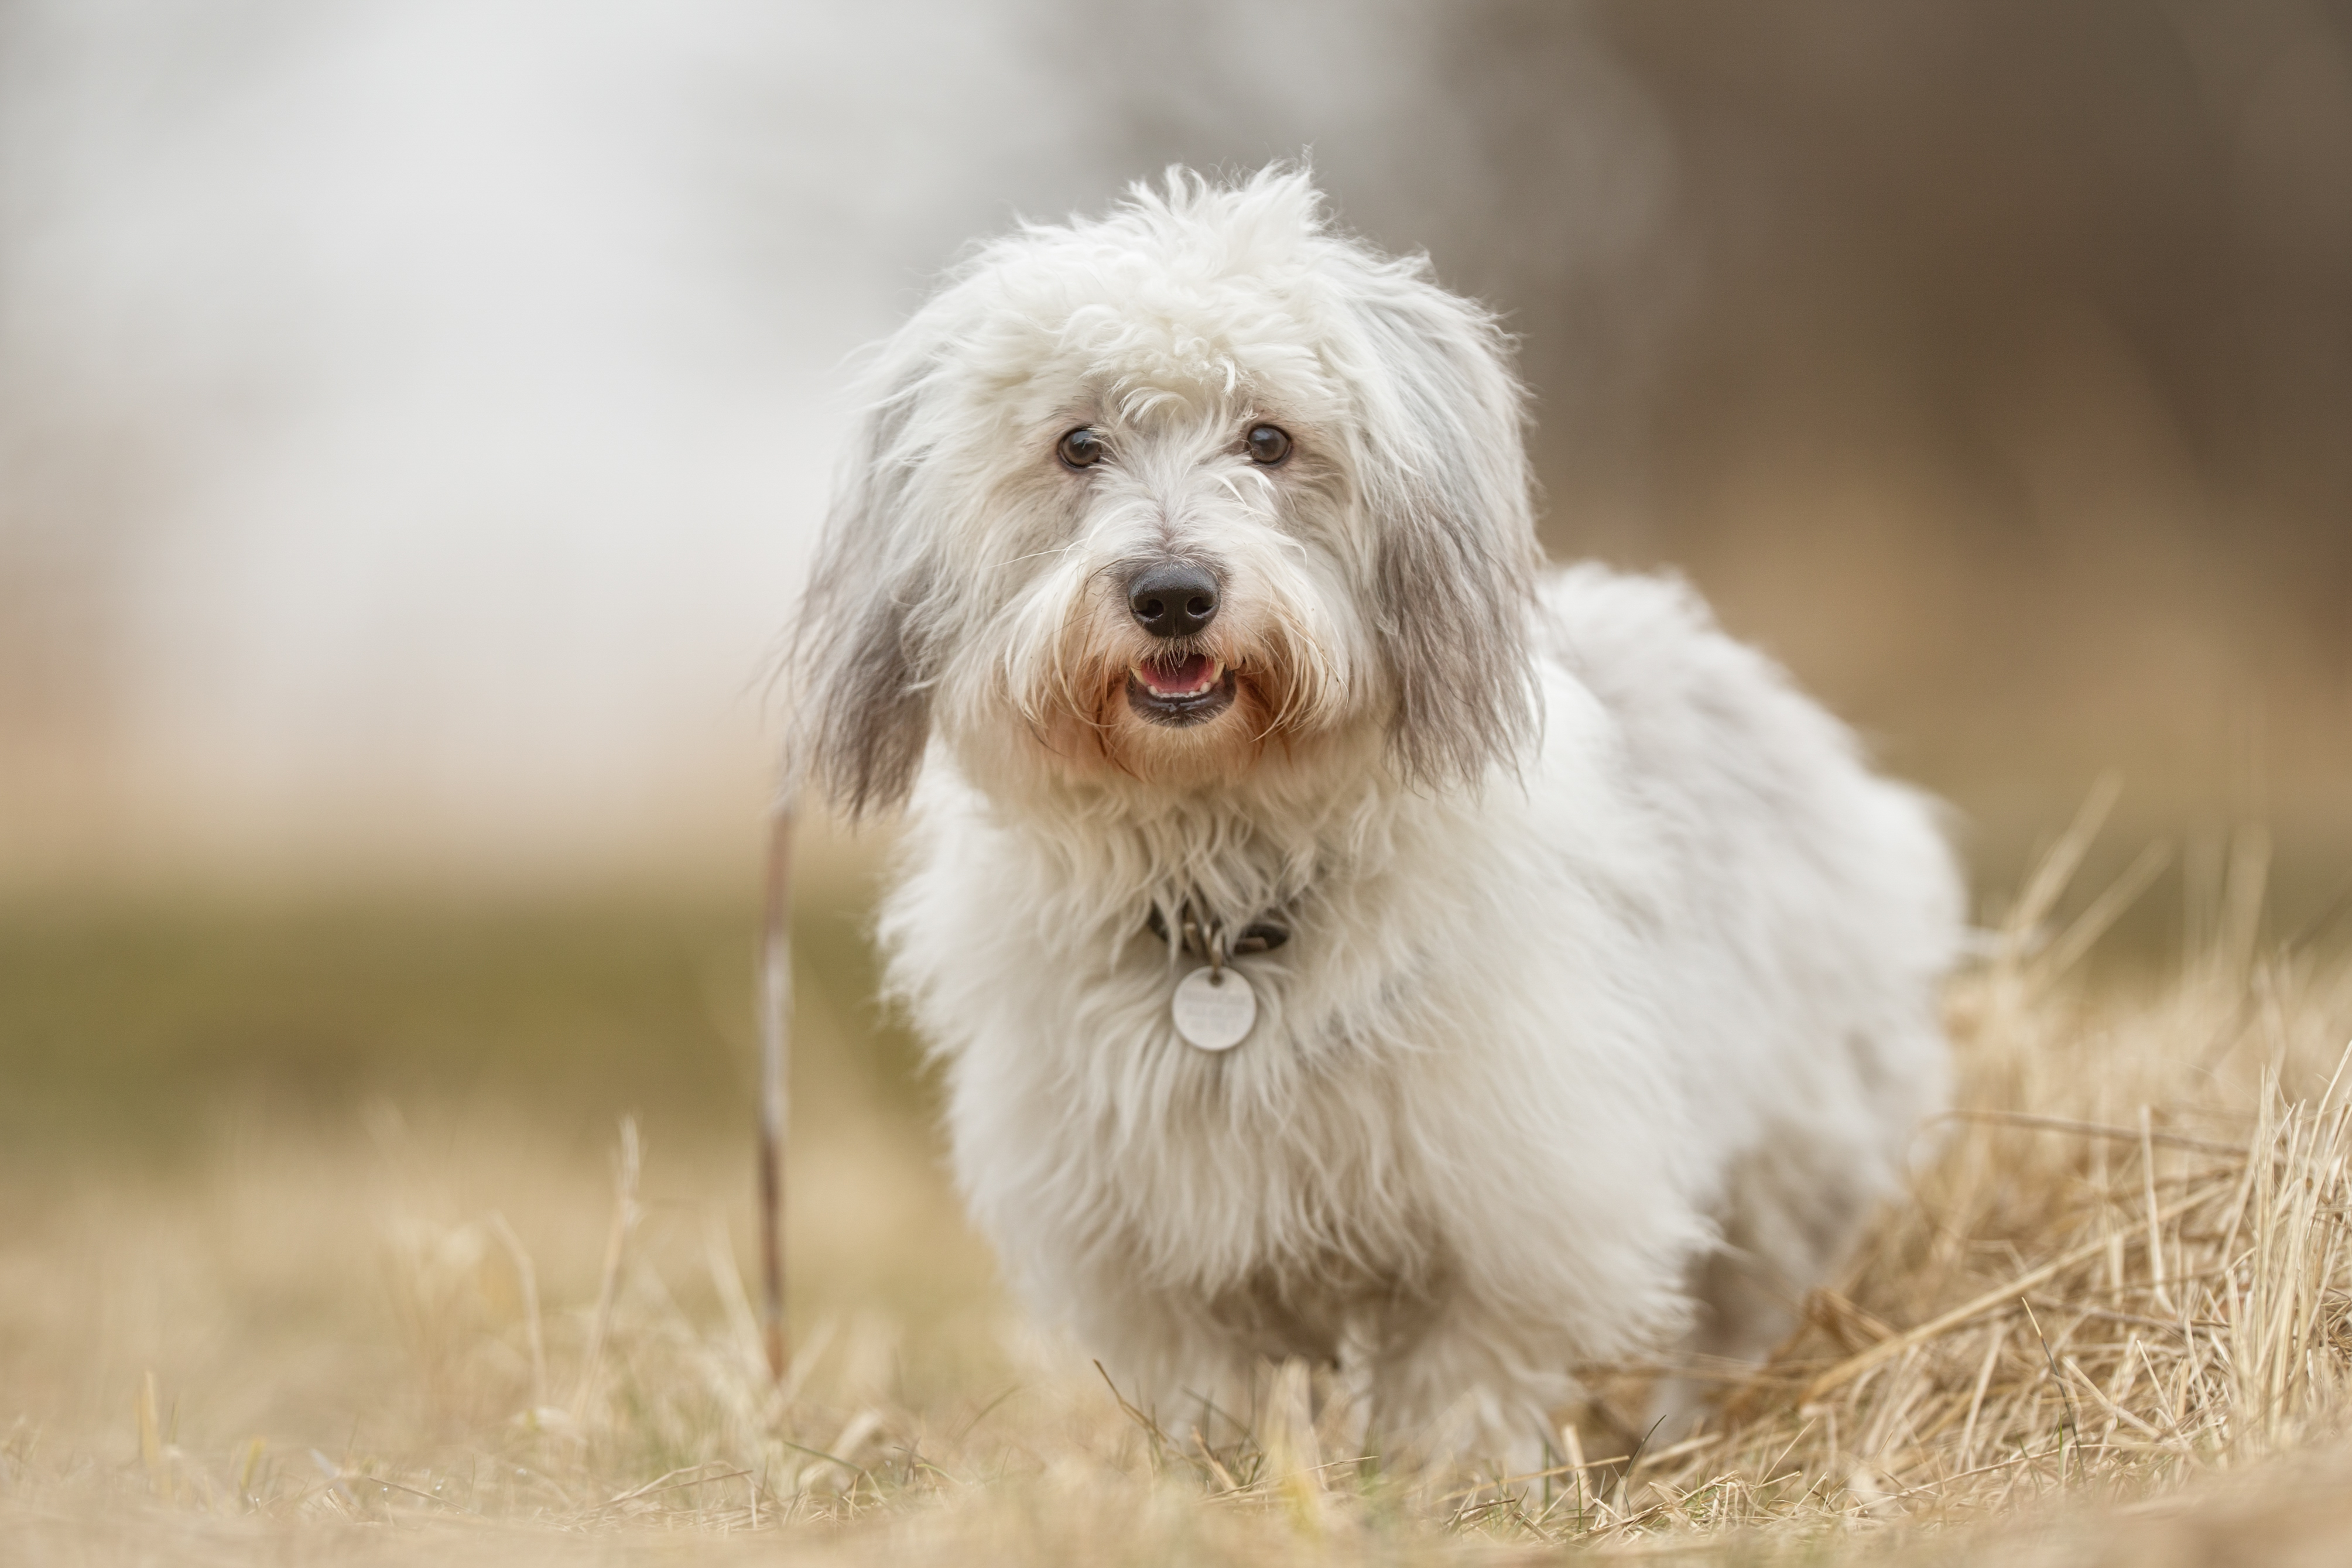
985;542;1081;571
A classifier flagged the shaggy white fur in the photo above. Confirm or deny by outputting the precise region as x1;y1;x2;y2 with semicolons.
786;166;1963;1456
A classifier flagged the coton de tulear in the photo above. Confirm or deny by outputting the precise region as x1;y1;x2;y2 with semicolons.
784;166;1962;1456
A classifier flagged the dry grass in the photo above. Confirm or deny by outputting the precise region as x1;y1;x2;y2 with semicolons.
7;804;2352;1563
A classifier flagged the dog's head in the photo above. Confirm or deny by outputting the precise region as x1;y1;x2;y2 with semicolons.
788;166;1541;814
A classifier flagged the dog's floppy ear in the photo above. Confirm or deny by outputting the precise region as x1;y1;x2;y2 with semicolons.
1346;271;1543;789
784;378;941;819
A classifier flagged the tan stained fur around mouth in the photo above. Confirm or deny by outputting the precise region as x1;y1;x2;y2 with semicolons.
1080;665;1275;788
1017;586;1338;789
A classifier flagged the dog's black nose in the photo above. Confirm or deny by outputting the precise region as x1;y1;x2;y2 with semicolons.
1126;562;1220;639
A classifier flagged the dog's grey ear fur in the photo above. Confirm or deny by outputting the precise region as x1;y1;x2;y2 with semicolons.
785;382;939;818
1349;272;1543;789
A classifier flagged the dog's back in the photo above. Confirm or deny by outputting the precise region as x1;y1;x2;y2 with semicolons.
1540;563;1963;1413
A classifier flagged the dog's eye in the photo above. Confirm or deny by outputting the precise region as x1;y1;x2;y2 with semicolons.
1056;427;1105;470
1245;424;1292;465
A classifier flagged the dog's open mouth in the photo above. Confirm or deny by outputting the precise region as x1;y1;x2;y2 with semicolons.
1126;654;1235;726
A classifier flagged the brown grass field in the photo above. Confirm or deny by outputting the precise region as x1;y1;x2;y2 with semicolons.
7;792;2352;1565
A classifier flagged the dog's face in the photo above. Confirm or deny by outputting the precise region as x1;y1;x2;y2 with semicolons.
791;168;1542;814
937;342;1369;796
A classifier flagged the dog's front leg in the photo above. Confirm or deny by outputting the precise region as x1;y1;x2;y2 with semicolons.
1061;1263;1266;1443
1362;1304;1577;1474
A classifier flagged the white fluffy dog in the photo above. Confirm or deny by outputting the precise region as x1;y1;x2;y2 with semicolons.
786;167;1962;1454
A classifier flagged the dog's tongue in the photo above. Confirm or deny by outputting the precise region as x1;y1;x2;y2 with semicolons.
1137;653;1219;697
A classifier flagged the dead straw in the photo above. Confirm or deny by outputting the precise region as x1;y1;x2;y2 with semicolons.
759;795;797;1384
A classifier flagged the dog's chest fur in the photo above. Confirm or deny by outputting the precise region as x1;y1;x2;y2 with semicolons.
881;769;1505;1331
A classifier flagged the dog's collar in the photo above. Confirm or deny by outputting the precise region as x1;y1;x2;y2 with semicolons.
1149;898;1288;1053
1145;901;1290;963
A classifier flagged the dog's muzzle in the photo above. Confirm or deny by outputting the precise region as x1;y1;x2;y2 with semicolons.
1122;560;1235;725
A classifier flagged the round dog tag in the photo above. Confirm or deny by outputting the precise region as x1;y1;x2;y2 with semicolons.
1172;965;1256;1052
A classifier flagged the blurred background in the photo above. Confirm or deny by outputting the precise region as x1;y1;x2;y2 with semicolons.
4;0;2350;1159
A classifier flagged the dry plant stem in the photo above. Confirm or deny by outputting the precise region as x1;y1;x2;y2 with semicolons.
136;1369;163;1497
1802;1193;2204;1402
2004;771;2121;953
1939;1110;2241;1158
759;796;797;1384
2042;840;2172;980
485;1211;547;1411
572;1116;641;1415
2139;1107;2170;1315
